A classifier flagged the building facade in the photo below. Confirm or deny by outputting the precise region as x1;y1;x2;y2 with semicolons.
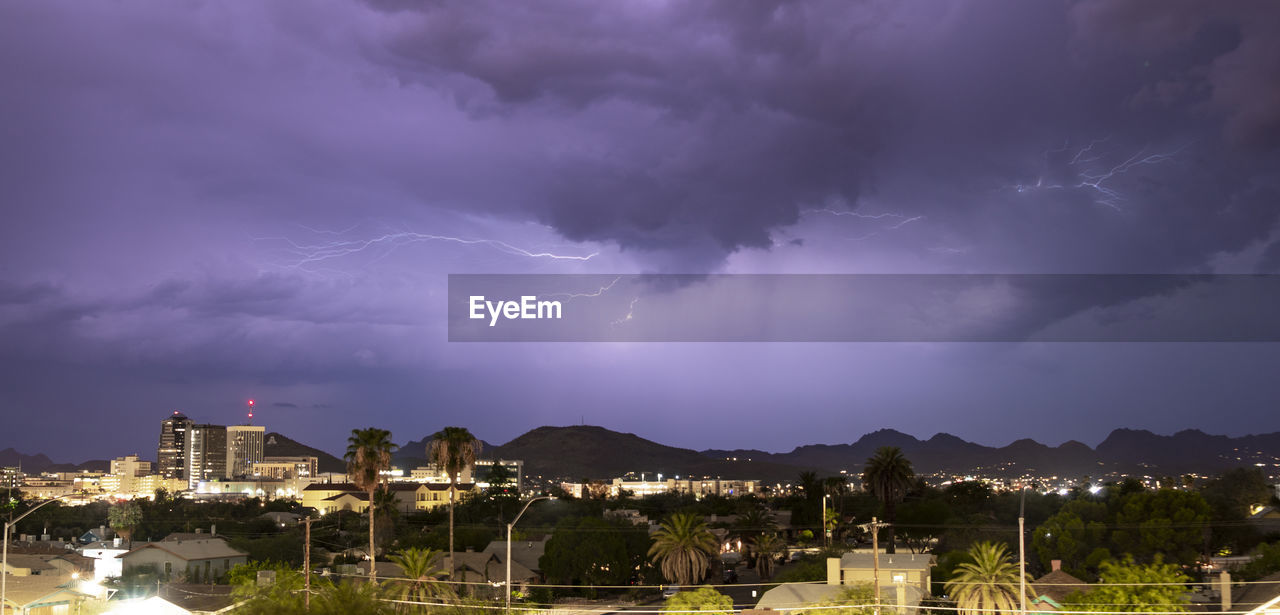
252;456;318;479
226;425;265;478
186;424;228;489
157;412;194;480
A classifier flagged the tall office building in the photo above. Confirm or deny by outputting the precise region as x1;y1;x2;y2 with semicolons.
157;412;195;480
186;424;227;489
226;425;265;478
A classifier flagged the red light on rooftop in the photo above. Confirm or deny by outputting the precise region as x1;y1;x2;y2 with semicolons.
248;399;255;406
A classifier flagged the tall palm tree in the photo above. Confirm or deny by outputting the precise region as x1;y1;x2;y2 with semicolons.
944;541;1034;615
387;547;453;611
753;533;784;581
429;426;481;580
861;446;914;554
649;512;719;585
345;427;397;583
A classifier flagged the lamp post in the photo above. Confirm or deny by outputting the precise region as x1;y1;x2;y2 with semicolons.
506;496;552;613
3;494;76;611
1018;485;1028;615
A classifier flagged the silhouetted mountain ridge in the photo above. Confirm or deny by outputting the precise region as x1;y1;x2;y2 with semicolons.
7;426;1279;481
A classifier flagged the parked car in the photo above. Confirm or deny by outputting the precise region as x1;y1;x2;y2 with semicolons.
662;585;681;598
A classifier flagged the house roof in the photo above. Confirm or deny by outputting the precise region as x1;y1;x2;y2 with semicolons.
118;538;248;562
1033;570;1091;604
481;537;549;573
303;481;477;493
838;552;935;571
755;584;844;611
0;575;92;608
161;583;237;613
442;552;535;582
2;553;57;573
1234;571;1280;610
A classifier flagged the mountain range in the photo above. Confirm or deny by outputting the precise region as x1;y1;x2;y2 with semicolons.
7;426;1279;481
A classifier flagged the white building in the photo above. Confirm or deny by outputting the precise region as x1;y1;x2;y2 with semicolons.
226;425;265;478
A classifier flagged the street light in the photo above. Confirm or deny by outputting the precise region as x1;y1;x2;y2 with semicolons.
506;496;552;613
3;494;77;611
1018;485;1028;615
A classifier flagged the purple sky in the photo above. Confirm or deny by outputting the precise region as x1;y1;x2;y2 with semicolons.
3;1;1280;463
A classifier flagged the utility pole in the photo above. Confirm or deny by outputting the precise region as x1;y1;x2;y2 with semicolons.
302;517;312;612
860;517;886;615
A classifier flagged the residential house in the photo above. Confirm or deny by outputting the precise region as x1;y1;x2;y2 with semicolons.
480;537;550;580
1029;561;1091;612
117;538;248;582
0;575;94;615
302;482;477;515
827;553;934;609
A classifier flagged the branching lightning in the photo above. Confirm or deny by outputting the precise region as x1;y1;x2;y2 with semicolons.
611;297;639;326
1014;137;1186;211
261;226;599;270
803;208;925;242
547;276;623;299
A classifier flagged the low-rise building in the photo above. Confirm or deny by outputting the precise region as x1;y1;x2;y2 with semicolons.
251;456;318;480
826;552;934;609
118;538;248;582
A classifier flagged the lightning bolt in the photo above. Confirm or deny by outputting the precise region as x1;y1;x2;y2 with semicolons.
611;297;639;326
259;226;598;270
546;276;623;299
803;208;925;242
1014;138;1186;211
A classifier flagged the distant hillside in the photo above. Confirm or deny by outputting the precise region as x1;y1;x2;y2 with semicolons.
701;428;1280;477
263;432;346;473
485;425;819;482
0;448;106;474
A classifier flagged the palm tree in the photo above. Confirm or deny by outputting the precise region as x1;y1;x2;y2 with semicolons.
731;506;776;568
649;512;719;585
429;426;481;580
753;533;784;580
861;446;914;554
944;541;1033;615
797;471;822;501
387;547;453;611
345;427;397;583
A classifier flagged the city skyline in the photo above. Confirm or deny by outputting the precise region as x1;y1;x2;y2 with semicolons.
3;2;1280;462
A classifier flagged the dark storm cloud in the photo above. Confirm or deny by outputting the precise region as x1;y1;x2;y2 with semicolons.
359;0;1279;271
2;1;1280;460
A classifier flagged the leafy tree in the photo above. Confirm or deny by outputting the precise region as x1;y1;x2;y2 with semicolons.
1239;541;1280;581
944;541;1033;615
541;516;653;590
108;501;142;545
1060;556;1189;613
814;583;877;615
1201;467;1273;553
896;497;950;554
665;586;732;613
429;426;481;579
1031;500;1108;579
387;547;454;608
313;581;395;615
484;462;516;499
345;427;398;582
229;561;318;615
1111;489;1210;566
861;446;915;554
649;512;719;585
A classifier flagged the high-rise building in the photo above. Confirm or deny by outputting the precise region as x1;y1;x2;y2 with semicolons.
186;424;227;489
226;425;265;478
157;412;195;480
